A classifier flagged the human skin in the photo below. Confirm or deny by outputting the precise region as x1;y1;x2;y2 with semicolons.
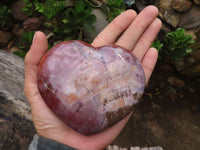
24;6;162;150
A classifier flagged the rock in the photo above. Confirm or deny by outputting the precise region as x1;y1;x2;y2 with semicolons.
37;41;145;135
196;27;200;39
140;0;200;33
157;0;180;27
0;50;32;121
172;56;196;75
165;14;180;28
168;77;185;88
0;50;35;149
124;0;135;7
135;0;146;11
194;0;200;5
141;0;200;30
87;0;108;7
172;0;192;12
179;5;200;29
142;0;200;30
11;0;28;21
12;24;25;37
175;57;200;77
185;29;197;40
191;49;200;60
0;31;12;47
65;0;74;7
84;9;109;41
23;17;42;32
193;63;200;73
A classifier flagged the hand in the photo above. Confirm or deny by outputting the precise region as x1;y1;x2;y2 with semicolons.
24;6;161;150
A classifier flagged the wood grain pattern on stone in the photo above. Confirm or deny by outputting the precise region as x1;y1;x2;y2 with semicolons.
0;50;34;150
37;40;145;135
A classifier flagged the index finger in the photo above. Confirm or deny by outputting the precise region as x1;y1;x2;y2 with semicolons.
92;10;137;47
115;6;159;51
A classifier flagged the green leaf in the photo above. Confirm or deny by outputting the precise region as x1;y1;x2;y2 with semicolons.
83;24;95;33
83;14;96;24
63;27;74;34
0;5;11;18
62;19;68;24
102;0;124;22
64;33;77;40
34;0;65;20
151;41;164;52
35;1;44;13
186;49;192;53
75;1;86;13
101;3;110;16
13;51;27;58
22;0;33;16
163;28;195;60
108;0;124;8
21;31;35;45
23;0;29;3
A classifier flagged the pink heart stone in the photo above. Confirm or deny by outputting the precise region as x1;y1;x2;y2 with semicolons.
37;40;145;135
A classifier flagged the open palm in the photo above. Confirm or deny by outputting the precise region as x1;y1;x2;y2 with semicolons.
24;6;161;150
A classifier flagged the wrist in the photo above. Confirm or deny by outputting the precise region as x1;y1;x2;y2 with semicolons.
29;134;76;150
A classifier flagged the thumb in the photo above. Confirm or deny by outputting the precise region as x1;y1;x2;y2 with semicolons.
24;31;48;102
25;31;48;67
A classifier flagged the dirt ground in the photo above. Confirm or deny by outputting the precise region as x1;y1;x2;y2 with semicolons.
112;64;200;150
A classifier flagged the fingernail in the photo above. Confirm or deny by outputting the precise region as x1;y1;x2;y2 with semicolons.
32;32;38;45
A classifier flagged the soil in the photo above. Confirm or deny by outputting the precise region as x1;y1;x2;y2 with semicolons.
112;64;200;150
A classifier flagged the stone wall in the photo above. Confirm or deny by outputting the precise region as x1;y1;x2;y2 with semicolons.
136;0;200;76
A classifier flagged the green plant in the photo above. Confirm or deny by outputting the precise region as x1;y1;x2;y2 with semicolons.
101;0;125;22
13;51;27;58
19;31;35;50
164;28;194;59
17;31;35;57
152;28;195;61
151;40;164;60
23;0;66;20
56;0;96;40
22;0;33;16
151;41;163;52
22;0;96;41
0;5;10;18
34;0;66;20
0;5;11;28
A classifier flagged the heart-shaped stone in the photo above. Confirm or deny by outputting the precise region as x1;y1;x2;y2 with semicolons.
37;40;145;135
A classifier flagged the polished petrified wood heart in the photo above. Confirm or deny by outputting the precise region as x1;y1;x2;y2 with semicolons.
37;40;145;135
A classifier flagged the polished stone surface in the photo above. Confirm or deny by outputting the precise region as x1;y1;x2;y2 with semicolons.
37;40;145;135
